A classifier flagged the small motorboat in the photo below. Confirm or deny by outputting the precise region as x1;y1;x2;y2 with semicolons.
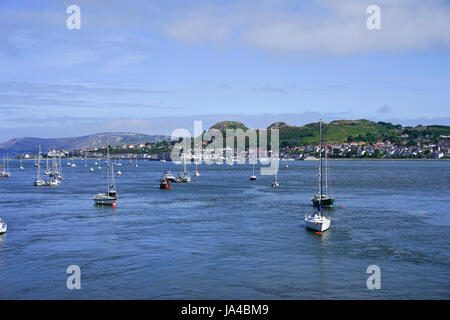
90;168;94;172
117;170;122;176
34;179;47;186
163;171;176;182
160;178;170;189
0;218;7;234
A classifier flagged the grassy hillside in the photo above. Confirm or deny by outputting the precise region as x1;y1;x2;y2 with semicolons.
208;119;450;147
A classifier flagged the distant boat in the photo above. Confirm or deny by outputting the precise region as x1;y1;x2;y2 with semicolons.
0;154;11;177
272;173;279;188
93;140;118;205
163;171;176;182
160;177;171;189
0;218;7;234
250;163;257;180
305;119;331;232
117;170;122;176
194;163;200;176
19;158;24;170
34;145;46;186
90;168;94;172
311;132;335;207
177;154;191;182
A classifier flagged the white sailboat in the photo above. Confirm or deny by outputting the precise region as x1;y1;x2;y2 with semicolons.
93;140;118;205
272;173;279;188
194;163;200;176
0;154;11;177
0;218;7;234
250;163;257;180
34;145;46;186
305;119;331;232
177;154;191;182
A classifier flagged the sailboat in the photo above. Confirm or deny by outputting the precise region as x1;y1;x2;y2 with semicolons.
305;120;331;232
44;157;51;175
0;218;7;234
34;145;46;186
194;163;200;176
272;173;279;188
311;130;335;207
177;153;191;182
93;140;118;205
0;154;11;177
249;163;257;180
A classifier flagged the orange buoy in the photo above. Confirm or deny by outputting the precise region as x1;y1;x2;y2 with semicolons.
339;206;344;209
315;232;322;235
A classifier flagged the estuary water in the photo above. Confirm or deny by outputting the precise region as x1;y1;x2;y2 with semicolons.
0;159;449;299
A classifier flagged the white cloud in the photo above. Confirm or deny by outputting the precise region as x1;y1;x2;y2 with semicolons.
162;0;450;56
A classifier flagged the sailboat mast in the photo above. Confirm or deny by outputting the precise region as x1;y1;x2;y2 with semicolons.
325;145;328;196
319;120;323;215
37;145;41;180
106;139;110;192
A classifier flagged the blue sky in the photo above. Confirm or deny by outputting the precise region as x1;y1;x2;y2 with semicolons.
0;0;449;141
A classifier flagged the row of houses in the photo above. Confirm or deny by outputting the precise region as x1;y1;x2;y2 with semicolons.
281;140;450;159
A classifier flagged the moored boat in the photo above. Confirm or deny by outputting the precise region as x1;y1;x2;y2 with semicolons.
305;119;331;232
93;139;118;206
0;218;7;234
160;177;171;189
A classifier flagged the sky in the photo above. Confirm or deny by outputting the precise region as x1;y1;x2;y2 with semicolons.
0;0;449;141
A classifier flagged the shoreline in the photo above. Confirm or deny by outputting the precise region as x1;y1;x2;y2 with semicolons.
301;158;450;161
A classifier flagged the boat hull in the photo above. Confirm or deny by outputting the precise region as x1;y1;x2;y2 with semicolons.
312;198;335;207
160;182;170;189
93;198;116;205
305;216;330;232
93;194;117;205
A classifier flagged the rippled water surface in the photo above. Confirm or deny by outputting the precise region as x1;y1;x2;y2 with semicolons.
0;160;449;299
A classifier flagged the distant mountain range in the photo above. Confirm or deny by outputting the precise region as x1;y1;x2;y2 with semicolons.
0;132;170;153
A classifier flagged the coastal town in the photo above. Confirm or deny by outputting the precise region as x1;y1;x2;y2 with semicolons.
11;135;450;161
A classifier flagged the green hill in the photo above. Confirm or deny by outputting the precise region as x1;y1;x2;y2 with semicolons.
208;119;450;147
